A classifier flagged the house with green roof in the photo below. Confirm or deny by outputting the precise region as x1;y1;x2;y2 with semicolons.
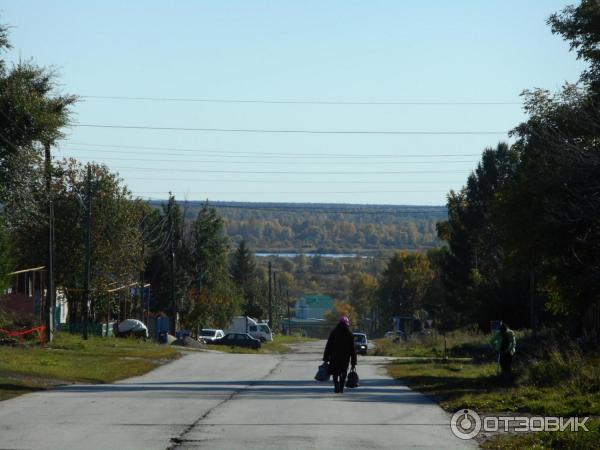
295;294;334;320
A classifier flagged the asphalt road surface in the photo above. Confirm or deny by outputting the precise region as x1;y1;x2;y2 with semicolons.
0;340;476;450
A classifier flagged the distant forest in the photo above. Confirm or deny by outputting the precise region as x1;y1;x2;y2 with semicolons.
149;201;447;253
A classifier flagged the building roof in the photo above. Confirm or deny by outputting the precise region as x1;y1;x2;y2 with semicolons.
301;294;334;309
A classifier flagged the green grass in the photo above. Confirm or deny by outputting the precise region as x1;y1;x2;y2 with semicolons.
0;332;179;401
387;359;599;417
386;334;600;449
481;419;600;450
373;330;492;358
263;334;317;353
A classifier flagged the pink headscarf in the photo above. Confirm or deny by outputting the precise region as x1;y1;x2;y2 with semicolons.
339;316;350;327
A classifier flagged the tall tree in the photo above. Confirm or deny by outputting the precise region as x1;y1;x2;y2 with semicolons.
377;252;434;331
182;202;241;330
230;240;263;318
548;0;600;91
350;273;378;332
13;159;144;323
436;143;529;329
191;202;229;290
505;85;600;330
146;196;191;314
0;21;75;228
230;240;255;290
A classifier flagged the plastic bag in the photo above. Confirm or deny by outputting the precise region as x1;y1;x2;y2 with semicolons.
346;368;359;388
314;361;331;382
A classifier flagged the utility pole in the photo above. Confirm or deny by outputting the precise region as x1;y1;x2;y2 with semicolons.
168;194;176;335
286;289;291;336
44;143;55;343
106;292;110;337
268;261;272;328
273;271;277;329
278;277;282;333
83;164;92;340
139;232;145;323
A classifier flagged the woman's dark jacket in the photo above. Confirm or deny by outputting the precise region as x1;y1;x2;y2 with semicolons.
323;324;357;375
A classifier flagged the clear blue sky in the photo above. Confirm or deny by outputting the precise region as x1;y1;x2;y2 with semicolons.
2;1;586;205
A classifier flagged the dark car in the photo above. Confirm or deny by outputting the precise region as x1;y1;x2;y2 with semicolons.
213;332;261;349
353;332;368;355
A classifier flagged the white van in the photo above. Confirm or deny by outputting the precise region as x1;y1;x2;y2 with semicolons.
226;316;273;342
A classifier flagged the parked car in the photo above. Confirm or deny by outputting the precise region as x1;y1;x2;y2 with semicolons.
200;328;225;343
384;330;407;343
226;316;273;342
353;332;368;355
213;332;261;349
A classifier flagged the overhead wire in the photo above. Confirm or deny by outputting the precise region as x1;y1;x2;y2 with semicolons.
58;142;483;158
123;177;464;184
90;166;471;174
134;189;448;195
75;123;508;135
80;95;522;106
58;154;478;165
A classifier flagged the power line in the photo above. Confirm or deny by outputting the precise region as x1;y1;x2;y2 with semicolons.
134;189;447;195
59;154;477;165
124;177;464;184
59;142;483;158
75;123;508;135
100;166;471;174
80;95;521;106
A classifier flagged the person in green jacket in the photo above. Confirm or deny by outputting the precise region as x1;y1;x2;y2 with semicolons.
491;323;516;378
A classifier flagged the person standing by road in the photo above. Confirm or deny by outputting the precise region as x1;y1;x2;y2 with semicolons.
323;316;357;393
491;322;516;380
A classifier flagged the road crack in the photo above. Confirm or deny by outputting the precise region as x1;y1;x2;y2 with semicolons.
166;355;285;449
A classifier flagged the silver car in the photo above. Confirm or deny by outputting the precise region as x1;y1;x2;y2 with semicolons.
200;328;225;343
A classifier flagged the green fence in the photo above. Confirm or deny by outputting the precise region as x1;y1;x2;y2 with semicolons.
61;322;114;337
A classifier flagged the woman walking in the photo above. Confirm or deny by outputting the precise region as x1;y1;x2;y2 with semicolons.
323;316;357;393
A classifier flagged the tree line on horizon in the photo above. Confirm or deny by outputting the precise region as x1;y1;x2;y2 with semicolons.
152;200;445;253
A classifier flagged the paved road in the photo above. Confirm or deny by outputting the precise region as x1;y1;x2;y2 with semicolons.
0;340;476;450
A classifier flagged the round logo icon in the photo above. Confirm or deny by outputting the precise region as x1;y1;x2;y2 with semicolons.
450;409;481;440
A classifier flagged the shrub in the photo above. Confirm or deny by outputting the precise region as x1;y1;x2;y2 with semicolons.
519;344;600;393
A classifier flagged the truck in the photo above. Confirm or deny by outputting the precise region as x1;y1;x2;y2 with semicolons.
226;316;273;342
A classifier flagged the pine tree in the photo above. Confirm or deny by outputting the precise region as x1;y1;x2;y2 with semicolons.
230;240;264;318
230;240;255;289
191;201;229;290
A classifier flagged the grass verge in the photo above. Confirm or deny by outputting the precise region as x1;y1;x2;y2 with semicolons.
0;332;179;401
373;330;492;358
480;418;600;449
386;334;599;449
387;359;599;417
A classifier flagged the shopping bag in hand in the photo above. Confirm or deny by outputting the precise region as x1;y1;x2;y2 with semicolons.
346;368;359;388
314;361;331;382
